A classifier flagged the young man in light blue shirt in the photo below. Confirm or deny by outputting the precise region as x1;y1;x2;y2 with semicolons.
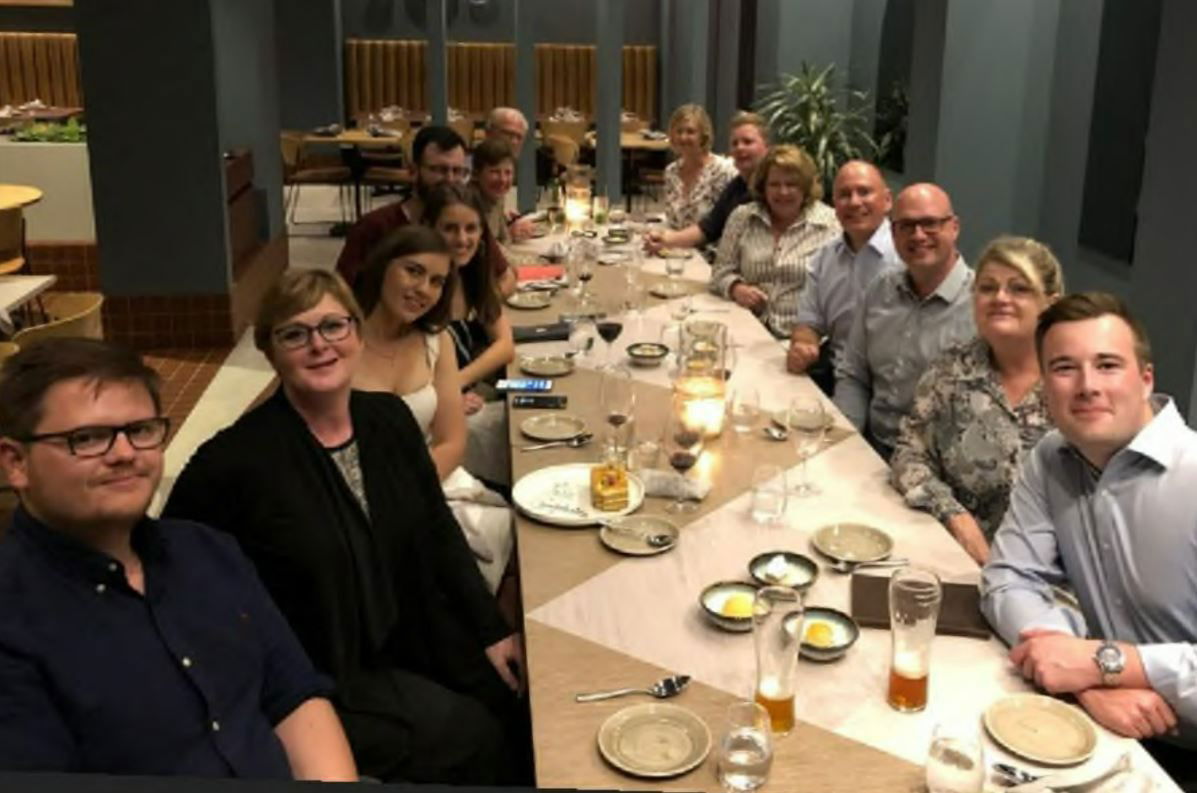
982;292;1197;786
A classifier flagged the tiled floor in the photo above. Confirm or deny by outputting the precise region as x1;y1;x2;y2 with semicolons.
142;346;231;443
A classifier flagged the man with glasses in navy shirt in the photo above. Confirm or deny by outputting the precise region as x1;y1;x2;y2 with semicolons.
0;338;357;780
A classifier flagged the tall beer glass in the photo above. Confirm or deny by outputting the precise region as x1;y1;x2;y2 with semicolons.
753;586;803;735
887;567;942;712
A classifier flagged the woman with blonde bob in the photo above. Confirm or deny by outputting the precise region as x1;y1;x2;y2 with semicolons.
662;104;737;230
891;236;1065;564
165;269;529;785
709;144;841;337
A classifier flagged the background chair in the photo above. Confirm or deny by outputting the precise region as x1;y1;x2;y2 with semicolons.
280;131;353;226
0;208;27;276
12;291;103;346
542;119;588;144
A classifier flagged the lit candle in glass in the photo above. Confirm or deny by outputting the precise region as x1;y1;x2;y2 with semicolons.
676;375;727;438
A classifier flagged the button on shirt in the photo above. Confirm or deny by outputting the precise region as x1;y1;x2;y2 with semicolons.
0;508;330;777
833;256;976;451
710;200;842;337
982;397;1197;745
795;219;903;368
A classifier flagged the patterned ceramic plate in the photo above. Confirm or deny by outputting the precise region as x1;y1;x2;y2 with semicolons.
984;694;1097;766
507;291;553;310
597;703;711;779
519;413;586;441
811;523;894;563
519;355;574;377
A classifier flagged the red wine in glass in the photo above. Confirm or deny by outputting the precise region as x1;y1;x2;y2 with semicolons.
669;449;699;473
597;321;623;344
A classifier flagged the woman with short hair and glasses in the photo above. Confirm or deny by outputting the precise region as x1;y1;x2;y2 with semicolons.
891;236;1064;564
164;269;530;785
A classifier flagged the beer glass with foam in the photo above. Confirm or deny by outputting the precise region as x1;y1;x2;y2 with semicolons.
752;586;804;735
887;567;942;712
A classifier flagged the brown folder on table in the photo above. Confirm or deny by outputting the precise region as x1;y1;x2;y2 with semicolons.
850;574;992;639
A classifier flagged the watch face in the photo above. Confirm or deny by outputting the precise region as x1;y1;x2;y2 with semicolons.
1097;644;1124;671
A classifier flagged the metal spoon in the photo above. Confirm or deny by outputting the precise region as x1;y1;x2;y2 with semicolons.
520;432;593;452
995;751;1131;791
575;674;691;703
992;763;1038;787
826;557;911;574
763;424;788;441
602;522;675;548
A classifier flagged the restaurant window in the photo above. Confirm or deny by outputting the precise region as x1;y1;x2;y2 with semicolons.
1076;0;1162;265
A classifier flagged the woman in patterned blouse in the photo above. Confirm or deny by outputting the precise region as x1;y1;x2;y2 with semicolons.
662;104;737;230
891;236;1064;564
709;144;841;337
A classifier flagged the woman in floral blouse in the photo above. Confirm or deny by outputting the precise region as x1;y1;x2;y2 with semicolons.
891;236;1064;564
662;104;737;230
709;144;841;337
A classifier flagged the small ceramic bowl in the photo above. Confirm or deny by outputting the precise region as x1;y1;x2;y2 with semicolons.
626;341;669;368
699;581;758;633
748;551;818;591
786;607;860;662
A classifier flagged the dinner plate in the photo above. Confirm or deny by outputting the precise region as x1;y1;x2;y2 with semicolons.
519;413;586;441
506;290;553;310
983;694;1098;766
770;408;834;431
811;523;894;563
597;251;630;265
649;282;689;299
519;355;574;377
599;515;678;556
597;703;711;779
512;463;645;527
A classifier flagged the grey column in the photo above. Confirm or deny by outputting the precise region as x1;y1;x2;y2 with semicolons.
513;0;537;212
711;0;740;149
1126;0;1197;417
427;0;448;125
75;0;230;295
595;0;624;202
927;0;1059;257
274;0;344;131
900;0;946;182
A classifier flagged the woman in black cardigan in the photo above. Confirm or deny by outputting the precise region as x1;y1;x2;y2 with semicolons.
164;269;529;785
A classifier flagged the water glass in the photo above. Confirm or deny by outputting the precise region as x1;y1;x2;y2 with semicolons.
926;723;984;793
593;193;610;226
717;701;773;792
729;387;761;434
750;464;787;525
888;566;943;712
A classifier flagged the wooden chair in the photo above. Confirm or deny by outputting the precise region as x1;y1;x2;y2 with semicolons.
545;134;580;172
12;291;103;346
280;131;353;225
449;116;476;148
0;209;26;277
542;119;588;144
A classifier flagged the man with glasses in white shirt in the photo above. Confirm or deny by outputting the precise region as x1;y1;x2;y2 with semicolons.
982;293;1197;789
833;182;975;459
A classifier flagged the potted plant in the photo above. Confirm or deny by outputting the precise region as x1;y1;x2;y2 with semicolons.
754;63;881;196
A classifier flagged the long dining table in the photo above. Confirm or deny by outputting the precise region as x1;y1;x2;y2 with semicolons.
500;230;1180;792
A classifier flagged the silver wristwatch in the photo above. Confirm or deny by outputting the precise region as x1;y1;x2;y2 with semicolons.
1094;641;1125;686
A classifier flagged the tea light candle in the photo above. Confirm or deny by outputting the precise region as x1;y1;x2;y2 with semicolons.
676;375;727;437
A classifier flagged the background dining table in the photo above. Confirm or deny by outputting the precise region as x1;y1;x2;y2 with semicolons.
500;227;1181;792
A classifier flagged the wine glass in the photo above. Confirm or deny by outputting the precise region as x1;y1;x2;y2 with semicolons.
600;365;636;460
571;246;596;311
595;295;625;366
787;396;827;496
568;317;597;364
666;399;705;514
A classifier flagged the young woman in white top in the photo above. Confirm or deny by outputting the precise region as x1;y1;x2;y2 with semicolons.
353;225;512;591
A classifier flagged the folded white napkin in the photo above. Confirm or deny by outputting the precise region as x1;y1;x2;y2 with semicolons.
638;468;711;502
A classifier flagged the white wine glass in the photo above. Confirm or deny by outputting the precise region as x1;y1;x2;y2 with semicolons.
787;396;827;496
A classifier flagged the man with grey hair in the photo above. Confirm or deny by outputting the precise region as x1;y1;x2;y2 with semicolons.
833;182;975;459
485;107;529;154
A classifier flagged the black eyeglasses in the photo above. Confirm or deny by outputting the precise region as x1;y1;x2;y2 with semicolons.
893;215;955;235
272;315;356;350
20;417;171;458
